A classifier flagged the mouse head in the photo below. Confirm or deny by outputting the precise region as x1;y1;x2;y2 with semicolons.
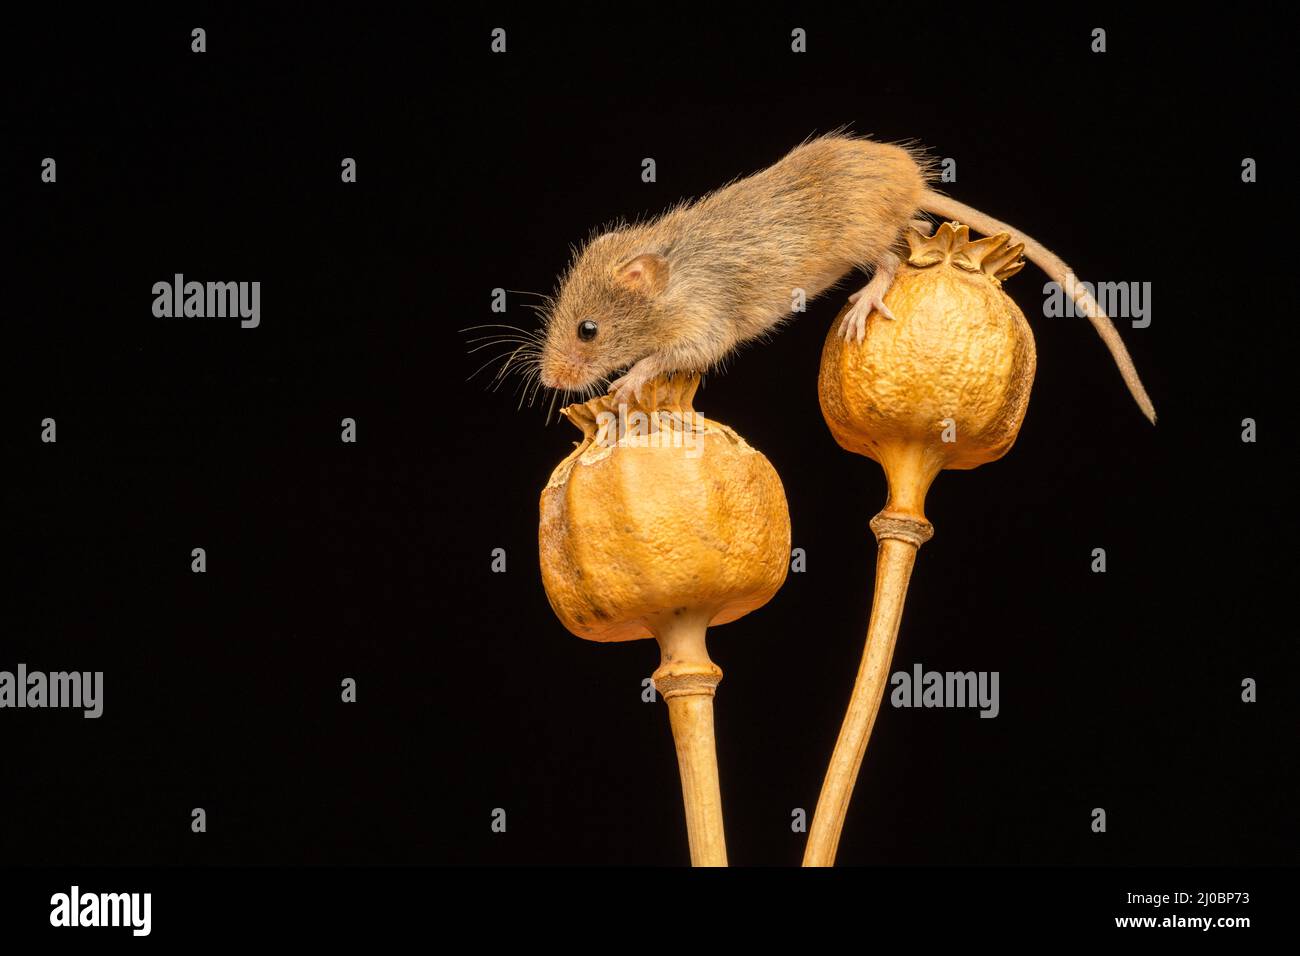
539;229;671;394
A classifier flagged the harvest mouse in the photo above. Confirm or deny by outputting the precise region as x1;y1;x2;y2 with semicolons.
533;132;1156;423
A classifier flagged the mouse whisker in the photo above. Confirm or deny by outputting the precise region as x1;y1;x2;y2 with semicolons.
458;323;533;334
466;337;532;354
465;331;533;341
466;348;529;383
492;344;539;388
518;369;541;412
534;375;555;414
468;342;535;358
504;289;554;303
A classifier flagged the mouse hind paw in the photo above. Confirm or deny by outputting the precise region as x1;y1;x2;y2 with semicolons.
838;255;900;343
838;293;895;343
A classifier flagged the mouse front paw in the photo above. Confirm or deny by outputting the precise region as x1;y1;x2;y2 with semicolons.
609;357;660;406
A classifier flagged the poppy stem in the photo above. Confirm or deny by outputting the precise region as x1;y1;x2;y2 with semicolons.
803;511;932;866
651;610;728;867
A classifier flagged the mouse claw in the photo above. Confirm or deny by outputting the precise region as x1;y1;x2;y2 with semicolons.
841;255;899;340
609;359;657;407
837;299;868;342
839;292;895;343
837;309;858;341
609;379;634;406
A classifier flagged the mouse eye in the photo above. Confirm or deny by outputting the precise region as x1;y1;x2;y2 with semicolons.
577;319;599;342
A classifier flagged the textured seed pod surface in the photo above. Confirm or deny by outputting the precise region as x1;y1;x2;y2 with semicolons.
540;376;790;643
819;223;1036;473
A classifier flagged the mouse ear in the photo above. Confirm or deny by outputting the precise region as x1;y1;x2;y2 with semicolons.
616;253;670;296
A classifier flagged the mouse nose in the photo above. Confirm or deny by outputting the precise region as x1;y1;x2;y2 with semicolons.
541;353;586;390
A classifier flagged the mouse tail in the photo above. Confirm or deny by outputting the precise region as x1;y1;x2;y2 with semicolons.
919;189;1156;425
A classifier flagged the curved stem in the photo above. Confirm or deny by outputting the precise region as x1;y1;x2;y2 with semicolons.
803;515;930;867
651;610;727;867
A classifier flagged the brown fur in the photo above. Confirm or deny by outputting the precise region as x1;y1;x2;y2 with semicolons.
538;131;1156;423
540;133;931;391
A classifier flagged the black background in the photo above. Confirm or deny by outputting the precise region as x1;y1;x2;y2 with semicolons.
3;9;1293;872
